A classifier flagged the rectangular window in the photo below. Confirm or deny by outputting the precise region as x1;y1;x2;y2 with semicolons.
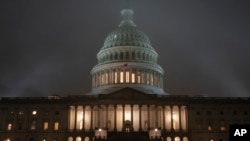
54;122;59;131
125;71;129;83
120;71;124;83
150;73;153;85
7;123;12;131
31;120;36;130
105;72;108;84
114;71;117;83
131;72;135;83
137;72;141;83
44;122;49;131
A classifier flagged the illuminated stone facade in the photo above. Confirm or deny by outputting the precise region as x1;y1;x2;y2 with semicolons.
0;9;250;141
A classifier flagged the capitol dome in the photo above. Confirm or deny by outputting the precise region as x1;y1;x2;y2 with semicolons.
90;9;165;95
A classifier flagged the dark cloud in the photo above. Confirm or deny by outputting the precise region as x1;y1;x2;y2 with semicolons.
0;0;250;97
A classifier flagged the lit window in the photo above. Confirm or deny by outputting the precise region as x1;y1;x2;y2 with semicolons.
18;111;24;115
7;123;12;131
114;71;117;83
208;123;212;131
32;110;37;115
150;73;153;85
105;72;108;84
44;122;49;130
125;71;129;83
137;72;141;83
131;72;135;83
120;71;124;83
76;137;81;141
146;73;150;84
31;120;36;130
54;122;59;131
220;120;226;131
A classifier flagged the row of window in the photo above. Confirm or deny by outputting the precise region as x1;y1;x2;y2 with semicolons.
92;69;162;87
8;110;60;116
98;50;156;64
196;120;226;131
197;110;248;115
5;121;59;131
3;137;58;141
67;136;188;141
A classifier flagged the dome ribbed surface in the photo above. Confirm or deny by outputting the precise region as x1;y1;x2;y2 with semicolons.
102;25;152;50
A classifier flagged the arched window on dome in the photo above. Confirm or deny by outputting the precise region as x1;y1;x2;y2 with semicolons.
102;56;105;63
137;52;140;60
115;53;118;60
106;54;108;62
142;52;145;61
120;52;123;60
132;52;135;60
126;51;129;60
149;55;152;63
110;53;113;61
146;54;149;62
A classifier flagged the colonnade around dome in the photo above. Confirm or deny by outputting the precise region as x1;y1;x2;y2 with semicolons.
97;48;157;64
92;68;163;88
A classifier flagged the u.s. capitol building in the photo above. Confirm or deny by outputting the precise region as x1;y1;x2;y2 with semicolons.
0;9;250;141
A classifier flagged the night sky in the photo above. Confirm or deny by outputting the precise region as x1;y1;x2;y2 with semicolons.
1;0;250;97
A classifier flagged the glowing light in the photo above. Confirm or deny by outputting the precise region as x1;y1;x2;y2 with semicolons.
172;113;176;120
32;110;37;115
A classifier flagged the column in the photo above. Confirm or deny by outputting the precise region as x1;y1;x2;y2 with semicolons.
185;106;188;131
122;105;125;131
98;105;100;128
156;105;158;128
139;105;142;131
106;105;109;129
82;106;85;131
90;106;93;131
131;105;134;131
170;105;173;131
178;106;181;131
163;105;166;130
74;106;77;131
148;105;150;130
114;105;117;131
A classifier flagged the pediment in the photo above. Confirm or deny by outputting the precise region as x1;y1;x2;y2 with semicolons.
99;87;157;100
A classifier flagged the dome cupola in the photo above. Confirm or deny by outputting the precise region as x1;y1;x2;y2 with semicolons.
90;9;165;95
